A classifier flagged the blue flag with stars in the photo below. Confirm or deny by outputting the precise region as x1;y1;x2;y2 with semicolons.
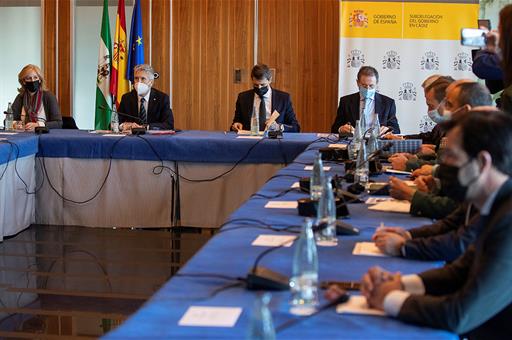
126;0;144;82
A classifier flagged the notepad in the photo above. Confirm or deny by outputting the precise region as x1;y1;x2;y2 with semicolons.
336;295;386;316
178;306;242;327
352;242;388;257
264;201;298;209
252;234;296;247
385;169;412;176
0;132;18;136
304;165;331;171
237;130;264;136
367;200;411;213
101;133;125;137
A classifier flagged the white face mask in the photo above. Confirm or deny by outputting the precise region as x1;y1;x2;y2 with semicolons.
135;82;150;97
427;108;449;124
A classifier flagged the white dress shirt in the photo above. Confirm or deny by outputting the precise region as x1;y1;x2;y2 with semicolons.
253;87;272;120
137;88;151;116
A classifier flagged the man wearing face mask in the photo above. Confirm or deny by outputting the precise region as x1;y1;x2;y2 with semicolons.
344;110;512;338
230;64;300;132
331;66;400;134
118;64;174;131
11;64;62;130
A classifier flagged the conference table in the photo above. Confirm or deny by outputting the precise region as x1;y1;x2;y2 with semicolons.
100;137;457;339
0;129;456;338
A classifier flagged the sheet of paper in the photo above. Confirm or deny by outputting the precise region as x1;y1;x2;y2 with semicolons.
328;143;347;149
304;165;331;171
291;182;300;189
237;130;264;136
252;234;297;247
317;133;334;138
101;133;125;137
336;295;386;316
365;197;394;205
178;306;242;327
367;200;411;214
352;242;388;257
264;110;280;129
236;135;263;140
0;132;18;135
264;201;298;209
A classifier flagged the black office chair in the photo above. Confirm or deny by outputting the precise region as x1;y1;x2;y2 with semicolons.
62;116;78;129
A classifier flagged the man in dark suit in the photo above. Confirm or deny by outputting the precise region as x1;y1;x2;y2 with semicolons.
118;64;174;131
328;110;512;339
331;66;400;134
231;64;300;132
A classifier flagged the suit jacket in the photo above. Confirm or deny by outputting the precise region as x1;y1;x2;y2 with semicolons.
118;88;174;130
231;88;300;132
12;91;63;129
405;123;445;148
331;92;400;134
404;204;481;262
398;179;512;339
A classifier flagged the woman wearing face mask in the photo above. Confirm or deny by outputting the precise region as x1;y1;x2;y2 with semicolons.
118;64;174;131
11;64;63;130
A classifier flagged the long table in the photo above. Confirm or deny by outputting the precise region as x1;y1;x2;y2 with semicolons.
1;130;320;234
103;142;457;339
0;133;38;240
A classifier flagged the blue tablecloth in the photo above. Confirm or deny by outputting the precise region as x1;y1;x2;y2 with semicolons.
0;132;38;165
36;130;322;163
104;143;457;339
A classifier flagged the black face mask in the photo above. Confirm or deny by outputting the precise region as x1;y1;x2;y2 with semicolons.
436;163;469;202
253;86;269;97
24;81;40;93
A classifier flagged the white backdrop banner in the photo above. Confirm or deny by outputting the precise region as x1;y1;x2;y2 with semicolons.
339;0;480;134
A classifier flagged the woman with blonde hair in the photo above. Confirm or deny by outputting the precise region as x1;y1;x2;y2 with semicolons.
12;64;62;130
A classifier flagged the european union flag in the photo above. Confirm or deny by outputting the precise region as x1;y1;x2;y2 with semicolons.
126;0;144;82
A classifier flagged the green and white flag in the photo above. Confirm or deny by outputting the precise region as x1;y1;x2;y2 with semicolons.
94;0;112;130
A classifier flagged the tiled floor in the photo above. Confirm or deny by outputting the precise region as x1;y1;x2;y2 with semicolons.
0;225;214;339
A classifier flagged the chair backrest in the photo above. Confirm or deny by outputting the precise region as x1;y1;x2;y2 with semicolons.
62;116;78;129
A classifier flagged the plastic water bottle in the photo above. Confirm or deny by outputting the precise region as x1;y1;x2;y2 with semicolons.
111;110;119;133
310;153;325;200
4;102;14;131
355;139;369;184
367;130;379;155
247;293;276;340
290;218;319;316
349;119;362;160
250;106;259;136
360;110;368;136
315;176;337;243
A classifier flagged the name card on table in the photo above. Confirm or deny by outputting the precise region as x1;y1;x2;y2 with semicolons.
178;306;242;327
291;182;300;189
304;165;331;171
336;295;386;316
264;201;298;209
352;242;388;257
252;234;297;247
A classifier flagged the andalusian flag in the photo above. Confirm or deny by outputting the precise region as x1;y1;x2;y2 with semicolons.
94;0;112;130
111;0;129;108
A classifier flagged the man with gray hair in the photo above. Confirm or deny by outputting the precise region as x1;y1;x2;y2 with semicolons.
118;64;174;131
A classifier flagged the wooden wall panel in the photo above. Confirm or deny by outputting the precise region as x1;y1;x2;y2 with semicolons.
172;0;254;131
141;0;150;61
42;0;57;95
258;0;339;132
151;0;170;95
57;0;72;116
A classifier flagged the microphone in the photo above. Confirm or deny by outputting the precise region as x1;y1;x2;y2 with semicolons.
98;105;144;124
97;105;146;135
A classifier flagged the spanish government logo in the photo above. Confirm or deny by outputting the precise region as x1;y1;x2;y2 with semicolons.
420;51;439;71
453;52;473;71
349;10;369;28
399;82;417;101
382;51;400;70
347;50;365;69
419;115;436;133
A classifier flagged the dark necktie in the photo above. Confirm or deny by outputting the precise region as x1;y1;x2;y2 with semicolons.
259;95;267;130
140;97;147;124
